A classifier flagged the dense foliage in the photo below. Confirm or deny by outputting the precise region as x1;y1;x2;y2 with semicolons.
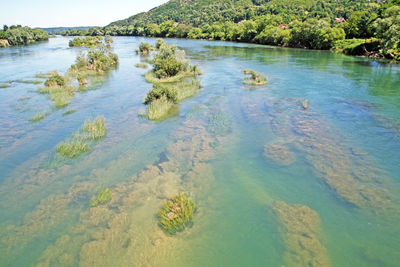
59;0;400;60
0;25;48;46
152;43;189;78
69;36;103;47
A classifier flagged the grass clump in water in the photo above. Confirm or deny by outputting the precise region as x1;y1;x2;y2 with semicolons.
243;69;267;85
82;116;106;140
90;188;112;207
56;139;92;158
56;116;106;158
146;96;176;121
158;192;196;235
29;112;48;122
0;83;10;88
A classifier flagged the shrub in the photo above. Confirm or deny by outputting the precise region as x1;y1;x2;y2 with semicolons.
155;38;165;49
158;193;196;235
153;44;188;78
138;42;153;54
144;84;178;104
90;188;112;207
69;36;103;47
242;69;267;85
44;72;65;87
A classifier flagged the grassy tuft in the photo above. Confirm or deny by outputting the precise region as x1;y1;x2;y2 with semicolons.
56;138;92;158
158;193;196;235
243;69;267;85
82;116;106;140
29;112;48;122
44;72;66;87
90;188;112;207
146;96;176;121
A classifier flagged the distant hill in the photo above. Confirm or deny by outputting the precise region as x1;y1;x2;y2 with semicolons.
38;27;98;34
109;0;377;27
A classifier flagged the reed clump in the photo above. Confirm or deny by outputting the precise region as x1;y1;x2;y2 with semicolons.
90;188;112;207
243;69;267;85
146;96;176;121
0;83;10;88
44;72;66;87
56;116;106;158
158;192;196;235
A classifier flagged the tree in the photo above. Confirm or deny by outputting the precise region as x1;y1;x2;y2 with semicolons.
343;11;377;39
374;5;400;58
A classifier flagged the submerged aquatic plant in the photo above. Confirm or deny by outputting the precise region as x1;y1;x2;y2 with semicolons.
135;63;149;69
82;116;106;140
158;193;196;235
90;188;112;207
15;79;42;84
242;69;267;85
63;109;76;116
206;111;232;137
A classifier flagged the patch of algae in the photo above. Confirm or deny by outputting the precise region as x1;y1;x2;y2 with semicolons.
34;115;227;266
262;98;398;212
273;201;331;267
263;143;296;166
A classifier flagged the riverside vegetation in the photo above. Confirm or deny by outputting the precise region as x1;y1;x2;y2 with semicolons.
60;0;400;61
139;40;202;120
0;25;48;47
242;69;267;86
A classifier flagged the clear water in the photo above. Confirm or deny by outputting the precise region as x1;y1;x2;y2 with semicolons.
0;37;399;267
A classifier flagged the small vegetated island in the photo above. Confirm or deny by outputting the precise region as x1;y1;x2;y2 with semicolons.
0;25;48;48
139;39;202;121
69;36;113;48
242;69;267;86
37;45;118;109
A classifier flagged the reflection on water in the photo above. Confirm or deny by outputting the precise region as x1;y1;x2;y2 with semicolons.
0;37;399;266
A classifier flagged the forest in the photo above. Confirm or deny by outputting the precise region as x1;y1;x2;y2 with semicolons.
60;0;400;60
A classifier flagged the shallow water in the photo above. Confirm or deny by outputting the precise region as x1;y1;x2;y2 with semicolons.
0;37;399;267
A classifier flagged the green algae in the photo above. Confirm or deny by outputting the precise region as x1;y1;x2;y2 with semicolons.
90;188;112;207
206;111;231;137
29;112;49;122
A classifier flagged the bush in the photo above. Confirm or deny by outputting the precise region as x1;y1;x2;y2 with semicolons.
144;84;178;104
155;38;165;49
138;42;153;54
44;72;66;87
90;188;112;207
242;69;267;85
153;44;188;78
158;193;196;235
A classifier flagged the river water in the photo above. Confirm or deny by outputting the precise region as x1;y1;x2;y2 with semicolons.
0;37;399;266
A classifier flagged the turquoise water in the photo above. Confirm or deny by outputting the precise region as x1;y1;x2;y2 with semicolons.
0;37;399;266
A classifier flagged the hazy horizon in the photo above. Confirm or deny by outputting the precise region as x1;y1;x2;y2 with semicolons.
0;0;169;28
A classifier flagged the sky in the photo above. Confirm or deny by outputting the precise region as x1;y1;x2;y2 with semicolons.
0;0;169;28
